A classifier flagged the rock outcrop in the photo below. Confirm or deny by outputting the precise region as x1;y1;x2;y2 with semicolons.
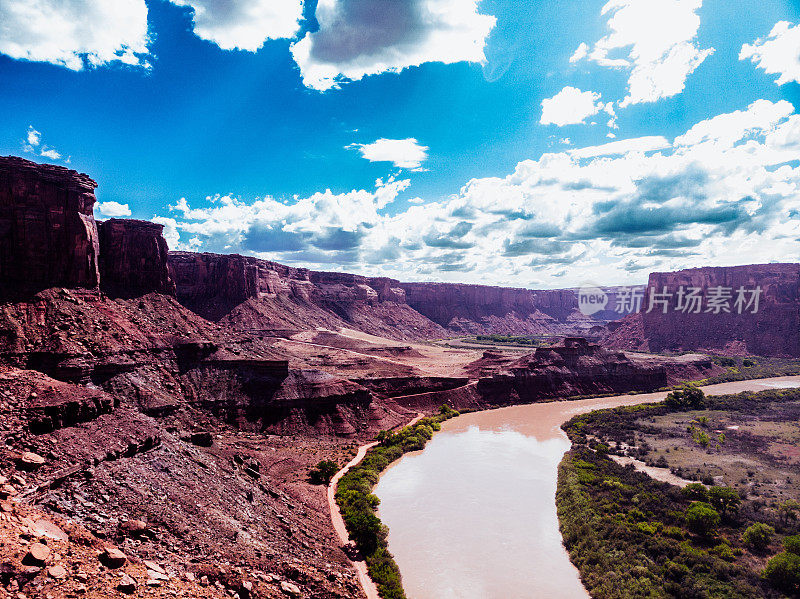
640;264;800;357
475;337;667;404
0;156;100;295
98;219;175;297
168;251;449;339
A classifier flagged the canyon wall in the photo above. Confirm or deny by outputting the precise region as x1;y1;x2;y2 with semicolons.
0;156;100;295
640;264;800;357
167;252;627;338
98;219;175;297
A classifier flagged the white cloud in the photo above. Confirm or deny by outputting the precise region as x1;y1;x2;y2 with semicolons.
167;0;303;51
0;0;150;70
290;0;496;91
348;138;429;169
740;21;800;86
575;0;713;106
541;87;605;127
39;148;62;160
21;126;65;161
26;127;41;147
569;135;671;158
675;99;794;147
158;100;800;287
96;201;132;218
569;42;589;63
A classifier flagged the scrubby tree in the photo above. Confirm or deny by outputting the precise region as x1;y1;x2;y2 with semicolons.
682;483;708;501
763;551;800;593
742;523;775;551
685;502;720;537
665;385;706;410
779;499;800;526
785;535;800;555
708;486;741;519
309;460;339;485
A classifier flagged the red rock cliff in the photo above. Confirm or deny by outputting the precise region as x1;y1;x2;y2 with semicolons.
398;282;583;334
0;156;100;295
641;264;800;357
98;219;175;297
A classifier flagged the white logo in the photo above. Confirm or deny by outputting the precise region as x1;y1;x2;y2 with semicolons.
578;285;608;316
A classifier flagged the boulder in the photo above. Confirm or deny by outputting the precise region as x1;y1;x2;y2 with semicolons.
280;580;301;596
100;546;127;568
24;542;51;566
118;573;137;593
18;451;45;469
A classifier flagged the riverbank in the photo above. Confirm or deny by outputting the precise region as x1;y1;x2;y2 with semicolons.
371;376;800;599
328;413;425;599
333;407;459;599
557;385;800;598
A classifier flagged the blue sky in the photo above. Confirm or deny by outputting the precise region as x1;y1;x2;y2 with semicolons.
1;0;799;287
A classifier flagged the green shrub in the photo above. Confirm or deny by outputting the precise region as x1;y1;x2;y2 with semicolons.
763;551;800;593
712;543;735;561
707;486;741;518
742;523;774;551
682;483;708;501
665;386;706;410
784;535;800;555
309;459;339;485
685;502;720;537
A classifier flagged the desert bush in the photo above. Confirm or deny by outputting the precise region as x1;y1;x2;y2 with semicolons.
682;483;708;501
685;502;720;537
665;386;706;410
309;459;339;485
763;551;800;593
707;486;741;519
784;534;800;555
742;523;774;550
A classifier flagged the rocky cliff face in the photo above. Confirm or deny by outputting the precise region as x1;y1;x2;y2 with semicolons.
0;156;100;295
640;264;800;357
168;251;448;339
168;252;627;339
98;219;175;297
475;337;667;404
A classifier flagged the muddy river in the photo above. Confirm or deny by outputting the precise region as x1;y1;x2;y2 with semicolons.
374;377;800;599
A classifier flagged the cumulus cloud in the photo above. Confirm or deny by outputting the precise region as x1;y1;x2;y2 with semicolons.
157;100;800;287
22;126;65;161
740;21;800;85
573;0;713;106
348;138;429;169
569;136;671;158
541;87;605;127
0;0;150;70
167;0;303;51
96;201;132;218
290;0;496;91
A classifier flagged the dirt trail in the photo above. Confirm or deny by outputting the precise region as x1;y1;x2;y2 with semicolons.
328;413;424;599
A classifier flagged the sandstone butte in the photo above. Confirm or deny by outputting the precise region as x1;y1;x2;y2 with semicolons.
0;154;797;598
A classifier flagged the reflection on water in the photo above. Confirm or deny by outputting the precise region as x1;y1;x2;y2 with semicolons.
374;376;800;599
376;427;577;599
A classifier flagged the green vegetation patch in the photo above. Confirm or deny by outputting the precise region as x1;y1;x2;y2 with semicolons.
335;405;460;599
559;387;800;598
